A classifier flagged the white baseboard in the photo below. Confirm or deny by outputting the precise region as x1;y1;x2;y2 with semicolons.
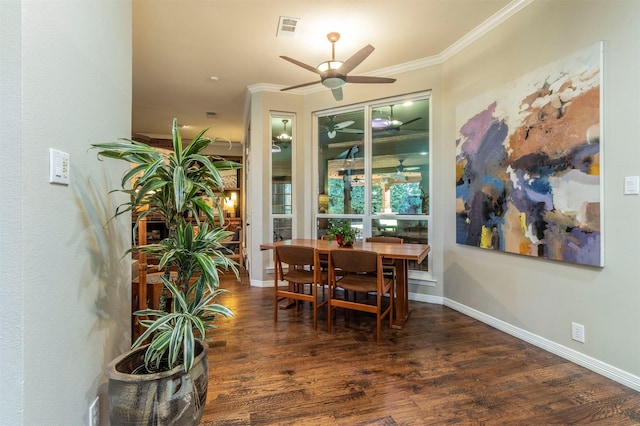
444;298;640;393
409;292;443;305
250;278;274;288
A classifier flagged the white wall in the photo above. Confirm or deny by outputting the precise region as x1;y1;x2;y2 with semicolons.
0;1;26;423
247;90;307;284
1;1;132;424
442;0;640;383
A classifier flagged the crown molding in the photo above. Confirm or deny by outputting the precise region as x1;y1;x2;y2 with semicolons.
439;0;534;61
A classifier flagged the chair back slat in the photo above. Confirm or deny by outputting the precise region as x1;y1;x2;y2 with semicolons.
330;249;378;274
273;245;326;330
366;236;403;244
276;245;315;267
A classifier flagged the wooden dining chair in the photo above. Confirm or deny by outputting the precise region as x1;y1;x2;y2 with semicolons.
221;226;243;266
366;236;403;282
327;249;394;344
274;245;328;330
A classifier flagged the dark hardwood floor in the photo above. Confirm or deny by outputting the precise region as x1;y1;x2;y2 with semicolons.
201;272;640;425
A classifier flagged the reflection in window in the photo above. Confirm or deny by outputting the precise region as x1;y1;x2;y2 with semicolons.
317;217;363;241
271;113;294;242
318;111;365;215
273;218;292;241
372;219;429;271
371;100;430;215
272;182;291;214
316;94;432;276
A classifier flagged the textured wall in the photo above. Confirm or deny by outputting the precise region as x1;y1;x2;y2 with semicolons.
1;1;132;424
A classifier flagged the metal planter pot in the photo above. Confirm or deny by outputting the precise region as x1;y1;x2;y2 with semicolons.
106;340;208;426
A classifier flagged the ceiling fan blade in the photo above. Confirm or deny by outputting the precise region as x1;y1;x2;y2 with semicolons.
400;117;422;126
345;75;397;84
280;56;322;75
332;87;343;101
333;120;355;130
338;128;364;134
281;80;320;91
340;44;375;75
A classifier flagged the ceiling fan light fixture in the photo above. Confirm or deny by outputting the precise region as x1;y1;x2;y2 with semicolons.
317;60;343;72
277;119;292;142
278;133;291;142
322;77;345;90
372;117;390;129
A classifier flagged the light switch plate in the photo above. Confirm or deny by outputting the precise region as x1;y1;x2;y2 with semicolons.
49;148;70;185
624;176;639;195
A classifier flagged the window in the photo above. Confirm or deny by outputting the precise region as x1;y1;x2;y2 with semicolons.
315;94;432;279
271;113;294;241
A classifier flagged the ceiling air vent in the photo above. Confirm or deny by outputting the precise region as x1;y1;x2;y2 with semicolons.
277;16;300;38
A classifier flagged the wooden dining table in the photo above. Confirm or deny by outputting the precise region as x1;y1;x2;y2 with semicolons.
260;238;430;328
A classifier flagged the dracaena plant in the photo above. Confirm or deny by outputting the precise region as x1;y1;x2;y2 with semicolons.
93;118;241;372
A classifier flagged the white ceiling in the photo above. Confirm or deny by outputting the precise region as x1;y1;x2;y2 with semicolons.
132;0;517;143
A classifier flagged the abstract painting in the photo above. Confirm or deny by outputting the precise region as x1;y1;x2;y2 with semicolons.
455;43;603;267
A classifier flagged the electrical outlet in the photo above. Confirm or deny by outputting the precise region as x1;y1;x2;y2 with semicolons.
89;396;99;426
571;322;585;343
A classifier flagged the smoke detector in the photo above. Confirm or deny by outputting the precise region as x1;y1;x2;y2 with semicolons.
276;16;300;38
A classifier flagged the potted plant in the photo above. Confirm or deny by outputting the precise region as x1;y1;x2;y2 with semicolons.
93;118;241;425
327;221;357;247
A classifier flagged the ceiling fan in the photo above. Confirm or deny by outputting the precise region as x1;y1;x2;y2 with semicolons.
396;159;421;174
324;105;424;137
372;105;422;132
380;159;421;181
323;116;356;139
280;32;396;101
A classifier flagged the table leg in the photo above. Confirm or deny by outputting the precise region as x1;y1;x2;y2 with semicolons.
391;258;410;329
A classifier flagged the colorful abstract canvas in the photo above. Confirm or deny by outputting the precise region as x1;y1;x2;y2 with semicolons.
455;43;603;267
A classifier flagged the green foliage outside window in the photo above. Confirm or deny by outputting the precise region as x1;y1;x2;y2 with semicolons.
328;178;424;215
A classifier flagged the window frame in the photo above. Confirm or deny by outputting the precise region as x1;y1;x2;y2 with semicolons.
270;111;296;243
312;92;433;281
